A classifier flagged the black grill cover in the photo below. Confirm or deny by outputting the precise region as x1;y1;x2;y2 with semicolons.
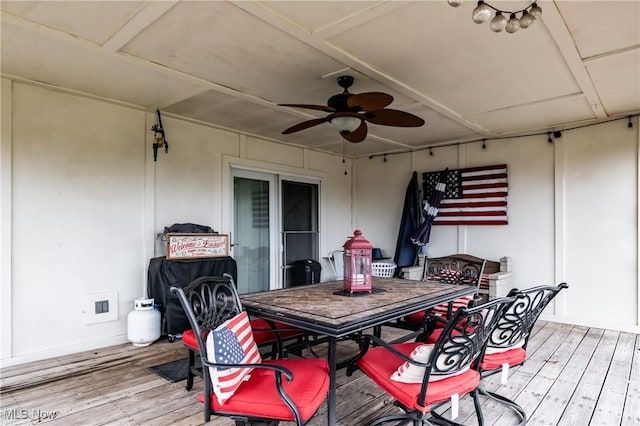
147;256;238;335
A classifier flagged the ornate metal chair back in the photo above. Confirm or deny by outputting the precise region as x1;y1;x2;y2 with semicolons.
171;274;242;359
422;255;487;289
419;296;514;401
489;282;569;350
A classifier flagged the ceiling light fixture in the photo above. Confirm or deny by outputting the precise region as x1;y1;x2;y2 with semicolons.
330;116;361;134
450;1;542;34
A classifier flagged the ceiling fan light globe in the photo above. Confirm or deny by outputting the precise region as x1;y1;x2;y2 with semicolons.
472;1;492;23
447;0;463;7
331;116;361;133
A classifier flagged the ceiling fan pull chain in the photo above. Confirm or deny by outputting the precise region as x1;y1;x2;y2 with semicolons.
343;139;347;175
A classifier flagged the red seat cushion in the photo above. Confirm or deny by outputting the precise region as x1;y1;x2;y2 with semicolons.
422;325;471;345
356;342;480;414
406;310;428;324
250;319;305;345
423;328;444;344
181;319;304;349
479;348;527;371
182;329;198;349
198;358;329;421
405;295;474;325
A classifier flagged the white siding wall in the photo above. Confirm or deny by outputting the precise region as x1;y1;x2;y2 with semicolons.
1;79;638;367
355;119;639;333
10;84;146;358
352;152;413;258
561;121;638;329
0;81;352;366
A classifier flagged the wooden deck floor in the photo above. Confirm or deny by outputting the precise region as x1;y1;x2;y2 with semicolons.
1;321;638;426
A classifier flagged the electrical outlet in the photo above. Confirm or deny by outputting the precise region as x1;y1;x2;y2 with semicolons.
95;300;109;314
82;291;118;324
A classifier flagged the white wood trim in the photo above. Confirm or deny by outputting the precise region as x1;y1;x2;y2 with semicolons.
554;133;567;317
541;313;640;335
0;78;13;361
0;335;129;369
637;116;640;327
101;2;178;53
142;111;156;296
541;2;606;119
457;144;467;253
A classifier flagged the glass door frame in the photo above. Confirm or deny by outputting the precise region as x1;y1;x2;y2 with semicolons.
222;156;325;290
280;176;320;287
231;168;279;292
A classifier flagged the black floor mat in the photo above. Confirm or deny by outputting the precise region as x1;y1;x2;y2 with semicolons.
148;358;199;383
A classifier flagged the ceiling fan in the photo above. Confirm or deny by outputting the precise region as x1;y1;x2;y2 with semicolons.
279;75;425;143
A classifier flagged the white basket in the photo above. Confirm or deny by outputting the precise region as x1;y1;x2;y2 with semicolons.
372;262;396;277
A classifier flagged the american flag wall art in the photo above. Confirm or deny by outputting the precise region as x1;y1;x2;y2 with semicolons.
206;311;262;404
422;164;508;225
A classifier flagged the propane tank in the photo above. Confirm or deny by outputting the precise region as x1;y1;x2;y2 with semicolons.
127;298;161;347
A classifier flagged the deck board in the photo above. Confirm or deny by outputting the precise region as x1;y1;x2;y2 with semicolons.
622;333;640;425
589;331;636;425
1;321;638;426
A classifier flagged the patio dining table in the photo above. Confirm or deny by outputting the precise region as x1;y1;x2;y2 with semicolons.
240;277;476;426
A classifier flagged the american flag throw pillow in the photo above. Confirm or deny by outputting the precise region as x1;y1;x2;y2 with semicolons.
205;311;262;404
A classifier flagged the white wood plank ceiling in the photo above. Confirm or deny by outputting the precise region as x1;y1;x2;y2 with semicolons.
1;1;639;157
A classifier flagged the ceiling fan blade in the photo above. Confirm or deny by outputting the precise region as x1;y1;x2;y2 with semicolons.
342;121;368;143
347;92;393;111
278;103;335;113
365;109;425;127
282;117;329;134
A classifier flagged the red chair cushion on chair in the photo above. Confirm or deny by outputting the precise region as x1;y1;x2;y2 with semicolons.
430;295;475;317
198;358;330;422
181;329;198;349
406;310;427;324
423;327;444;344
479;348;527;371
356;342;480;414
406;295;474;325
181;319;303;350
250;318;304;344
422;324;471;345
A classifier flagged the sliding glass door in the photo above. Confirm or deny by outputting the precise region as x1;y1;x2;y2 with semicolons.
232;170;277;294
231;169;319;293
282;180;319;287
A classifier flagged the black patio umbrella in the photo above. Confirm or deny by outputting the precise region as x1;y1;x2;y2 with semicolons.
393;171;421;273
411;169;448;246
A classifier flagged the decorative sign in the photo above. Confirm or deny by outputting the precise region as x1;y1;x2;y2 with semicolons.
166;233;229;260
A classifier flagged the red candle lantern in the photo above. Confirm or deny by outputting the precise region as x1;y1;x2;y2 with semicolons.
343;230;373;293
